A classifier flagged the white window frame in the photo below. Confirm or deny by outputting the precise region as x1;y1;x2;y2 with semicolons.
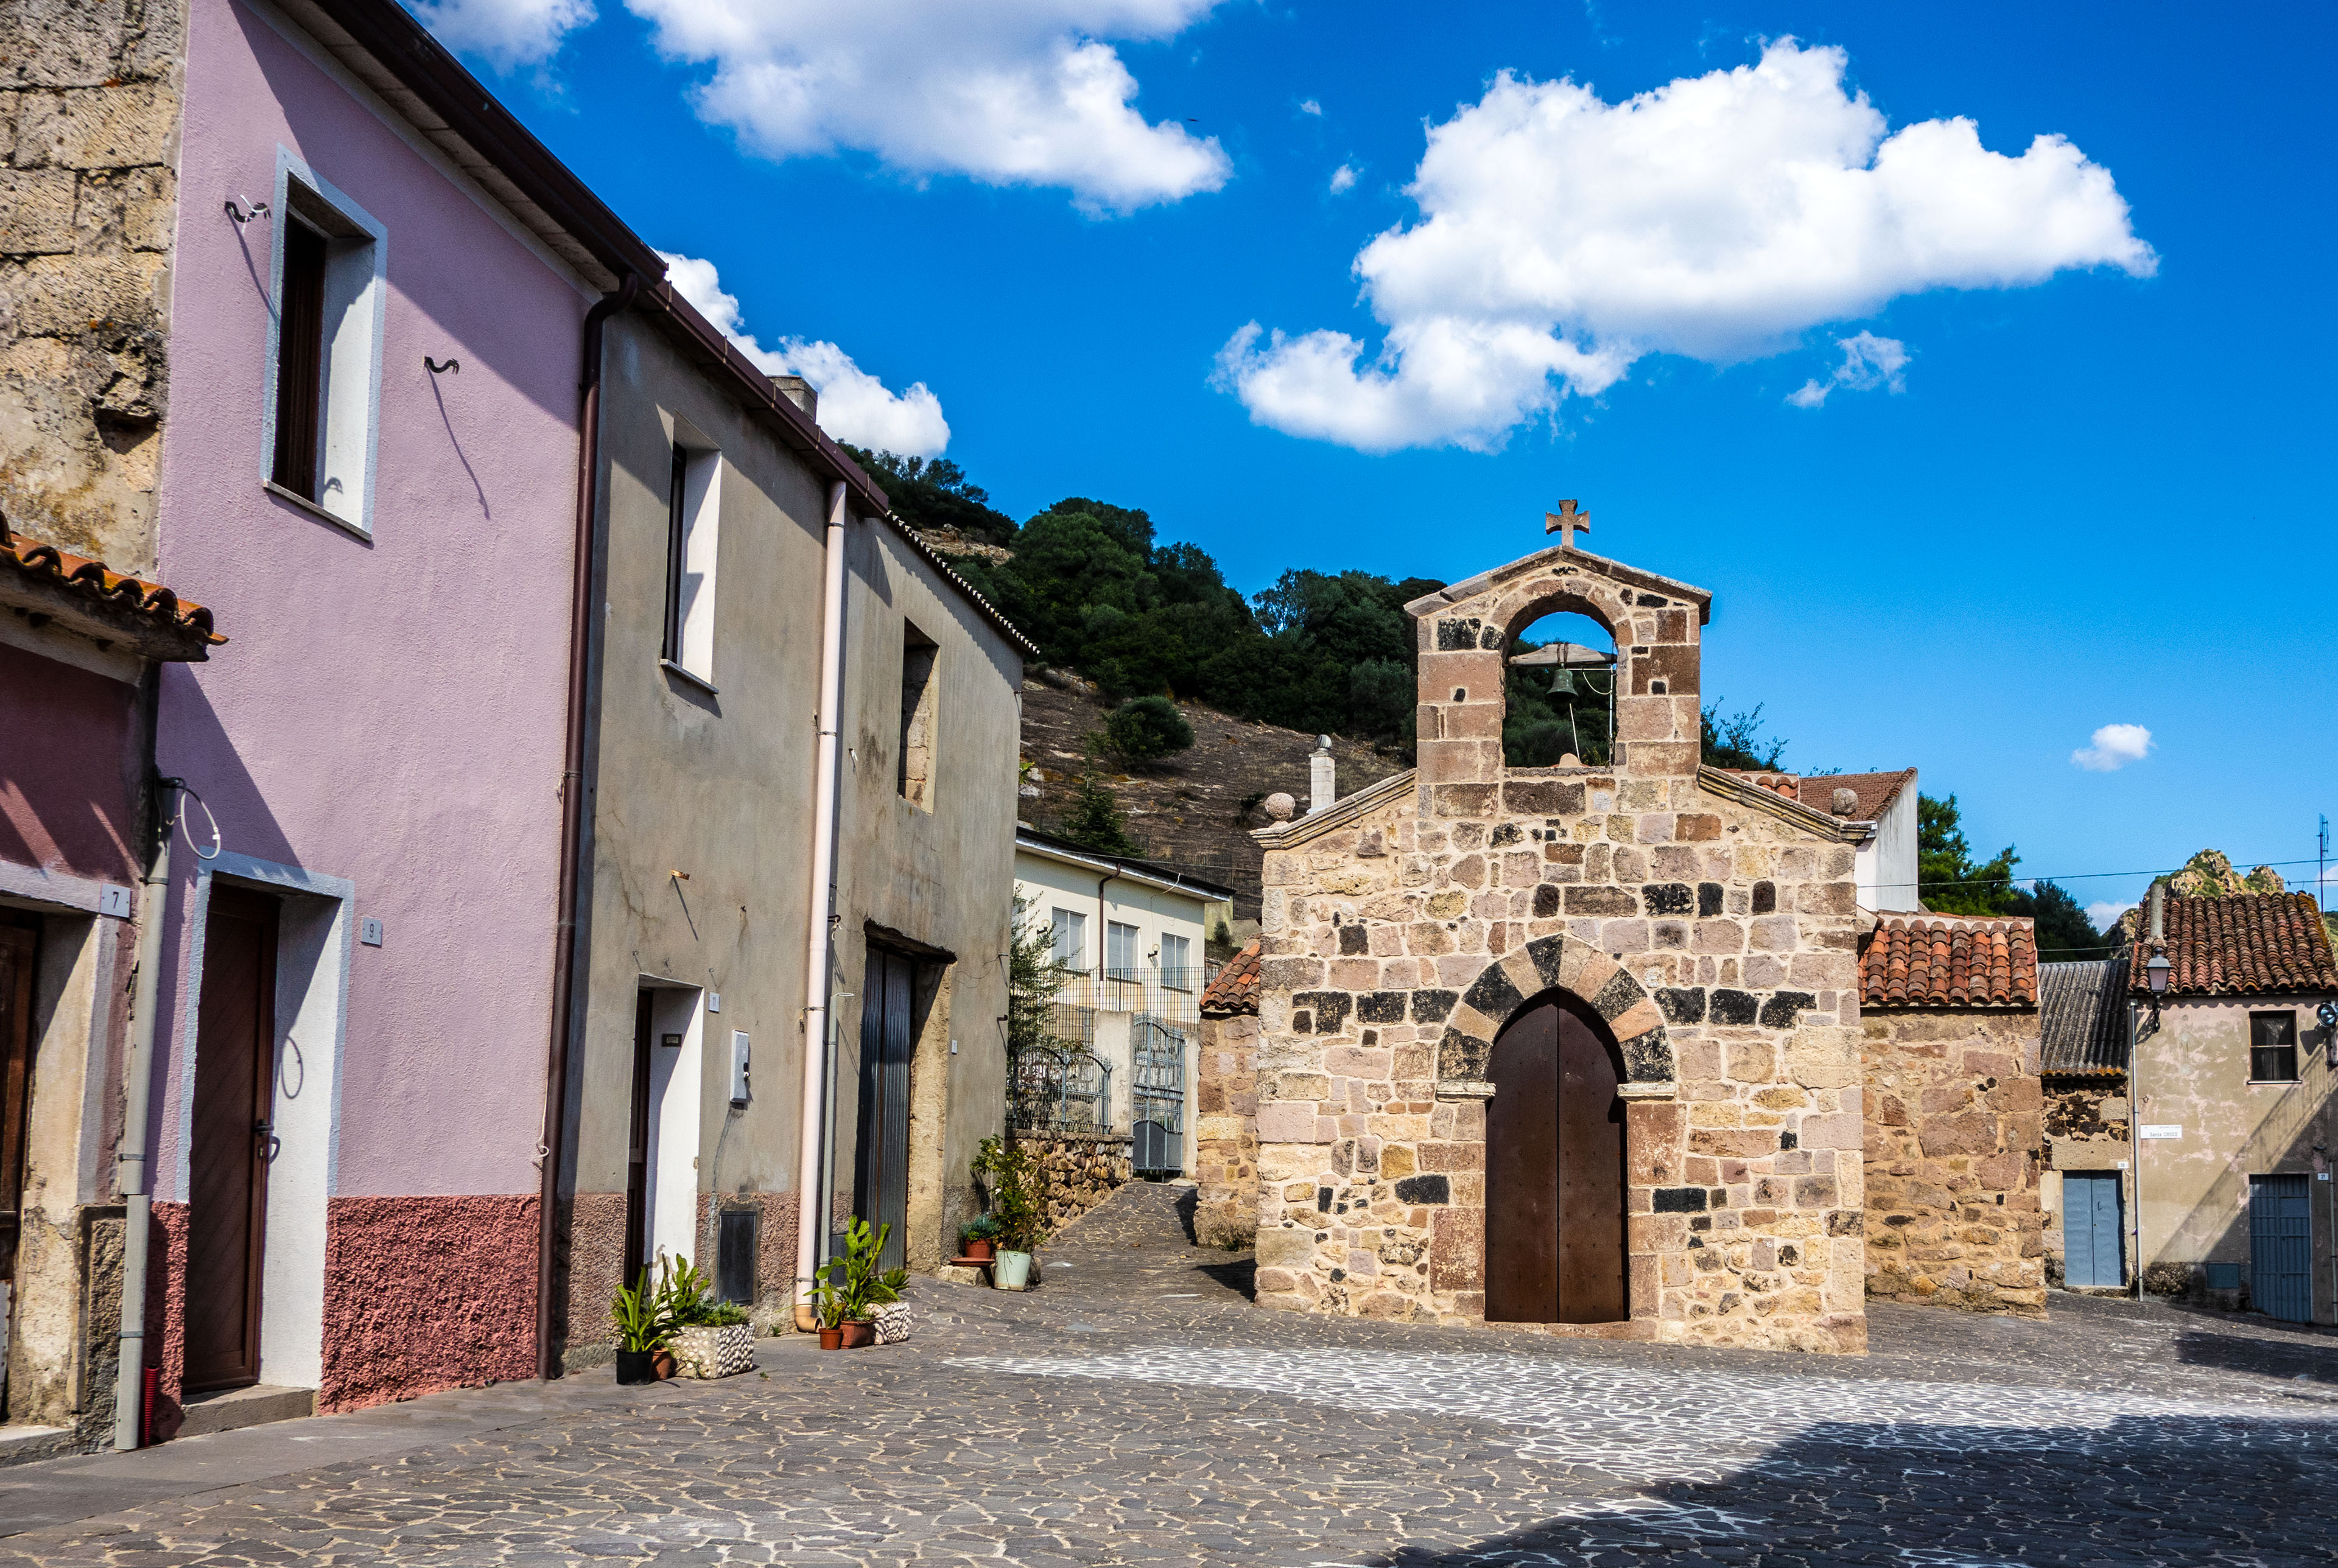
1050;908;1086;972
1160;933;1192;990
260;147;387;539
1106;920;1140;982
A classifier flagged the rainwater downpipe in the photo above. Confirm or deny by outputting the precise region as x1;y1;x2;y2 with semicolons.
795;480;850;1311
535;271;641;1381
2132;883;2163;1300
112;775;175;1450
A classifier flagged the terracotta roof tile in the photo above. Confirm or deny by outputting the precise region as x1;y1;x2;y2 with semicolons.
1715;768;1916;822
1201;942;1260;1016
1860;914;2038;1008
2130;892;2338;997
1;523;223;651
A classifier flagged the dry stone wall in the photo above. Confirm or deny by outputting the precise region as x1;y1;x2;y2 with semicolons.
1019;1131;1132;1240
1;0;184;570
1862;1011;2046;1314
1249;546;1871;1353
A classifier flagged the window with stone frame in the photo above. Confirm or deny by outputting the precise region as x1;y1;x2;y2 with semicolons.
897;620;939;809
2250;1010;2298;1082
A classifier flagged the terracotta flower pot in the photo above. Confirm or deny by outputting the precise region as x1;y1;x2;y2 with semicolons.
963;1239;995;1261
840;1319;877;1349
651;1348;677;1381
614;1349;658;1385
818;1326;845;1350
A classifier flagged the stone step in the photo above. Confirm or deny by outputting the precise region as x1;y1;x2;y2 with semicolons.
0;1424;77;1467
178;1384;314;1439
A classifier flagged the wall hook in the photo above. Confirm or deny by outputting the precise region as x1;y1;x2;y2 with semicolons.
425;356;461;375
225;197;270;225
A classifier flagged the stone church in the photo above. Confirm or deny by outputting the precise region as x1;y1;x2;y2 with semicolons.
1196;517;2048;1354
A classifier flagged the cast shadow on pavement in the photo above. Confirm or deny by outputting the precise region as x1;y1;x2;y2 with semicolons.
1369;1415;2336;1567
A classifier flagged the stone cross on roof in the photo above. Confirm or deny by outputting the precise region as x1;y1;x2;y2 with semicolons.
1543;499;1591;549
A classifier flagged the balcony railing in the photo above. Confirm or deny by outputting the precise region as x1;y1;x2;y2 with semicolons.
1047;965;1209;1023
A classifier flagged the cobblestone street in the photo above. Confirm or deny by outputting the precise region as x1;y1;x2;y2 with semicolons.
3;1184;2333;1566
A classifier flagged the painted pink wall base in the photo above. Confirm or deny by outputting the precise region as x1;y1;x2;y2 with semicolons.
320;1194;537;1412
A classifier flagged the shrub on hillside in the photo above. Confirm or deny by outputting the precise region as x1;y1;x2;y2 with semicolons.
1103;696;1195;763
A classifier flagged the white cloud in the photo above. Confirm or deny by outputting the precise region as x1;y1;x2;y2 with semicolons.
407;0;595;69
2086;900;2135;934
1218;39;2155;452
1300;98;1324;116
2071;723;2153;772
1786;331;1908;408
623;0;1232;213
1329;163;1360;194
659;251;950;458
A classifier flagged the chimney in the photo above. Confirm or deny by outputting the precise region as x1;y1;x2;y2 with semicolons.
2147;880;2164;942
773;375;817;422
1308;736;1335;815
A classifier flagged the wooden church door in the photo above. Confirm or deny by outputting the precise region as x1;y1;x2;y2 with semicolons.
1484;998;1627;1323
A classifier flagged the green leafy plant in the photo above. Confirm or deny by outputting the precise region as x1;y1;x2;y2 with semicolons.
971;1135;1048;1254
695;1300;751;1328
611;1269;667;1353
960;1214;1002;1245
813;1217;909;1328
653;1255;715;1328
1103;695;1195;763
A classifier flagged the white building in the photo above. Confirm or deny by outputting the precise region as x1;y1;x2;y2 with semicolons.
1012;826;1237;1177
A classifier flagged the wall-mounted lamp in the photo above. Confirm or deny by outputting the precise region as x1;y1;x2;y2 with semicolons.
424;356;461;376
2144;948;2171;1021
225;197;270;225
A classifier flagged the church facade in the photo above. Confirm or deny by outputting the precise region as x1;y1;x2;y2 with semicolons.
1247;530;1873;1352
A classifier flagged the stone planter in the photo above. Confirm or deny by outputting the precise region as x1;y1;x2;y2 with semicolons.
670;1322;755;1379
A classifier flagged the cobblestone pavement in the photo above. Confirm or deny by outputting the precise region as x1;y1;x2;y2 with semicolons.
4;1183;2334;1566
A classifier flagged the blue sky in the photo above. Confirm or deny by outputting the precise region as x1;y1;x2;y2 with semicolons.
416;0;2336;928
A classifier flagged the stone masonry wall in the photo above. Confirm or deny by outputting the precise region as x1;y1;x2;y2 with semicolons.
1249;547;1870;1353
2;0;186;570
2041;1078;2130;1288
1017;1130;1132;1241
1193;1009;1260;1248
1862;1010;2046;1315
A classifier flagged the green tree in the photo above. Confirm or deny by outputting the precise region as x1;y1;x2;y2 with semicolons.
842;446;1017;545
1103;695;1195;762
1701;701;1789;771
1918;793;2023;915
1058;769;1140;856
2017;880;2108;964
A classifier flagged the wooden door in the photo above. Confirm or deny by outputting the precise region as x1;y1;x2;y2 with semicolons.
186;887;277;1392
0;918;38;1289
854;948;915;1271
2250;1174;2312;1324
1485;998;1626;1323
623;991;654;1287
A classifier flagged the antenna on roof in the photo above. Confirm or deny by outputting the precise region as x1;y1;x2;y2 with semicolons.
2320;814;2329;914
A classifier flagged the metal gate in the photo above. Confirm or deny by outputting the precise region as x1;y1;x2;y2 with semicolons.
2249;1174;2312;1323
1131;1013;1186;1177
2062;1171;2124;1289
1009;1041;1110;1133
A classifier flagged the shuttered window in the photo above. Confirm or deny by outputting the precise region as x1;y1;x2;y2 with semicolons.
2250;1011;2298;1082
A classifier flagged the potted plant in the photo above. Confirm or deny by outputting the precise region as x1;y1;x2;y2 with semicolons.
815;1216;909;1348
972;1136;1047;1291
958;1215;1000;1262
672;1299;756;1379
611;1268;665;1384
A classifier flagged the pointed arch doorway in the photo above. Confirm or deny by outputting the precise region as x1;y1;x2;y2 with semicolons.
1484;995;1627;1324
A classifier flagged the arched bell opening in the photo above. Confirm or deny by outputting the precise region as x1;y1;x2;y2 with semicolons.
1501;599;1618;769
1484;987;1629;1325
